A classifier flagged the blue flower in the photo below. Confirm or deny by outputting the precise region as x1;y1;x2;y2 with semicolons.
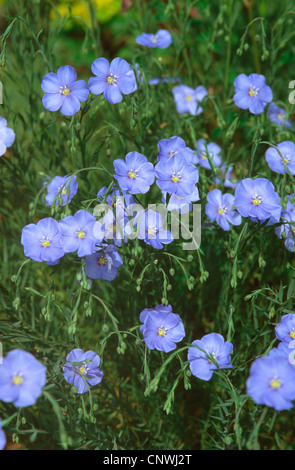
63;348;103;394
270;341;295;365
140;304;172;333
215;165;239;189
164;187;200;214
41;65;89;116
275;313;295;343
155;154;199;196
0;421;6;450
0;349;46;407
283;196;295;217
45;175;78;207
97;185;135;217
0;117;15;157
275;198;295;251
157;136;194;163
59;209;100;257
246;353;295;411
275;209;295;252
265;141;295;175
137;209;174;249
136;29;172;49
234;178;282;225
21;217;64;263
88;57;136;104
188;333;233;381
84;245;123;281
205;189;242;231
233;73;273;114
193;139;222;169
148;77;180;85
267;103;292;129
173;85;207;115
113;151;155;194
95;209;127;247
140;304;185;352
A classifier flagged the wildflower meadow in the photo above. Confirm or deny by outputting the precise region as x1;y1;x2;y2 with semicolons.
1;0;295;452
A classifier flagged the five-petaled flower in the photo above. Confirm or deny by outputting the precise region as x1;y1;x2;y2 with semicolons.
267;103;293;129
59;209;100;258
246;352;295;411
140;304;185;352
88;57;136;104
205;189;242;231
234;177;282;225
188;333;233;381
136;30;172;49
0;349;46;407
63;348;103;394
157;136;194;163
193;139;222;169
113;151;155;194
172;84;208;115
155;154;199;196
21;217;64;263
45;175;78;207
233;73;273;114
41;65;89;116
84;245;123;281
137;209;174;249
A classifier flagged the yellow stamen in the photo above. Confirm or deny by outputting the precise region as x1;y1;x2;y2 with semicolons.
172;175;179;183
128;171;136;179
107;75;115;84
42;239;50;247
252;198;261;205
79;366;87;375
61;86;70;96
249;89;255;96
290;330;295;339
77;230;85;239
186;95;192;101
208;353;217;364
13;375;23;385
158;328;166;336
99;256;107;265
62;189;67;196
270;379;281;389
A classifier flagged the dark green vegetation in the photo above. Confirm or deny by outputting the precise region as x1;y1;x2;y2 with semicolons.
1;0;295;450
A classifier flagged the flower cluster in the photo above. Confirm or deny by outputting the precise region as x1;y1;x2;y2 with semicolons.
41;58;137;113
10;18;295;447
